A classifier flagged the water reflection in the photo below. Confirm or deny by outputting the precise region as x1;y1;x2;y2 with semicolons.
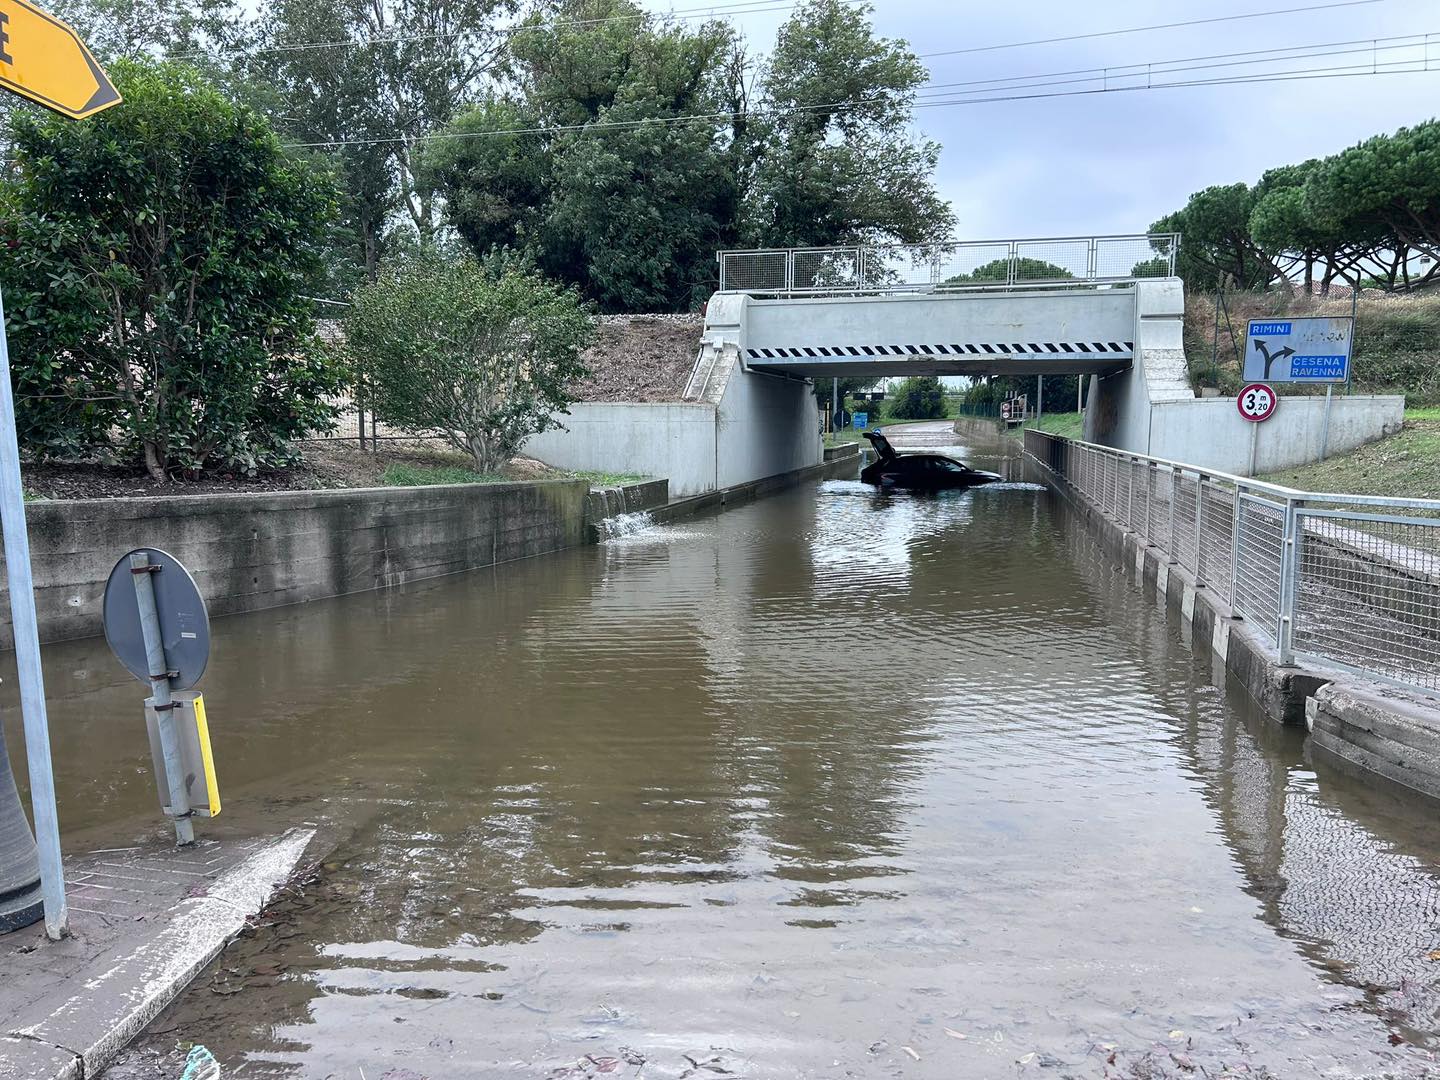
42;466;1440;1079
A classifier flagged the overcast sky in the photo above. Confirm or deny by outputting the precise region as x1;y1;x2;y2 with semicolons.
644;0;1437;239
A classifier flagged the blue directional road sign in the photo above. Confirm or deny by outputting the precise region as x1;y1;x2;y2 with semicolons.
1243;316;1353;383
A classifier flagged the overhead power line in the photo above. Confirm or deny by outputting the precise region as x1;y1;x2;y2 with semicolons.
196;0;1388;65
286;33;1436;149
915;54;1433;111
914;32;1434;101
175;0;862;61
913;0;1386;60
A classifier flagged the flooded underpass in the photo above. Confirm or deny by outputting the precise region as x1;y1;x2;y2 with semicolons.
12;430;1440;1078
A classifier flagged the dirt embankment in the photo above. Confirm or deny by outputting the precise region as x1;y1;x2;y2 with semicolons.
1185;289;1440;400
570;314;702;402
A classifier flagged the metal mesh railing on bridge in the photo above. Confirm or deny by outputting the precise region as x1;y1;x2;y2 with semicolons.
1024;429;1440;696
718;234;1178;294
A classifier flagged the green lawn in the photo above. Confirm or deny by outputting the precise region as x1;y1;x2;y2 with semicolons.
380;462;508;486
1257;418;1440;499
997;412;1083;440
824;428;870;447
564;469;650;486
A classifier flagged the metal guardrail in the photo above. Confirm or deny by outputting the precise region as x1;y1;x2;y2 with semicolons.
717;234;1178;294
1024;429;1440;697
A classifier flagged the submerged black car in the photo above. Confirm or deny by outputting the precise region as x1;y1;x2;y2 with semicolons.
860;431;1003;490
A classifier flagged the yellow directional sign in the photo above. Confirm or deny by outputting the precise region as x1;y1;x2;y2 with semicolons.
0;0;119;120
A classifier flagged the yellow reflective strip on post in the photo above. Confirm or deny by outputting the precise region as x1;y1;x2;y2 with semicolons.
191;693;221;817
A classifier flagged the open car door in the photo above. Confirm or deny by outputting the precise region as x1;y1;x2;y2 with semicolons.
863;430;897;461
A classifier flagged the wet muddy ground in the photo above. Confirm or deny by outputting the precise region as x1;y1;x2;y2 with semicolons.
9;433;1440;1079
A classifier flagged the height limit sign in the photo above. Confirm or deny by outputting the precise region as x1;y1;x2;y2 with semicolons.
1237;383;1277;423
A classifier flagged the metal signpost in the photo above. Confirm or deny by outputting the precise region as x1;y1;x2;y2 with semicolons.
0;7;120;937
1237;381;1278;476
102;549;215;846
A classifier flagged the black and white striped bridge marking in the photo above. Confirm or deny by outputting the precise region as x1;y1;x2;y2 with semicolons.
745;341;1134;360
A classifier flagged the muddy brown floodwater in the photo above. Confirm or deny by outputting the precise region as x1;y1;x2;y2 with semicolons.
10;431;1440;1079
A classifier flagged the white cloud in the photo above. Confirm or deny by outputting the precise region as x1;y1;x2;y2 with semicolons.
653;0;1440;238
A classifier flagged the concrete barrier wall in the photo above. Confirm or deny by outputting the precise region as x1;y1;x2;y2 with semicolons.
524;402;717;497
717;367;821;490
7;481;588;647
1147;394;1404;476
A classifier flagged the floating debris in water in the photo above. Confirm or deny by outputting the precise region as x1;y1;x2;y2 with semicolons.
177;1045;220;1080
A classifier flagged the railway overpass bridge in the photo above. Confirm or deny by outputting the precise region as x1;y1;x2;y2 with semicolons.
527;234;1399;495
687;234;1191;456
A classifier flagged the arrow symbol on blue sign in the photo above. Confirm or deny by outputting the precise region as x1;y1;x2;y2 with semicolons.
1252;340;1295;379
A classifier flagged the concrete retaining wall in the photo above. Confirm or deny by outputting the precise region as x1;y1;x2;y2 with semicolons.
524;299;825;498
717;368;818;490
1308;685;1440;801
524;403;717;496
1146;394;1404;476
8;480;588;647
650;443;861;524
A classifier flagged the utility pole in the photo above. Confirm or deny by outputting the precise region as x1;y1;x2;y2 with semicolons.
0;288;66;939
1036;375;1044;425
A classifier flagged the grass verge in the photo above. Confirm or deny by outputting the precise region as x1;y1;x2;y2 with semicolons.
1257;418;1440;499
995;412;1083;440
380;462;508;486
564;469;650;486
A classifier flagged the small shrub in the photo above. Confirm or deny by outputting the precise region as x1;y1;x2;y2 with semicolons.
346;258;594;472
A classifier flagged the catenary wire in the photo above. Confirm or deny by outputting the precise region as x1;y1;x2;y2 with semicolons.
913;33;1432;100
912;0;1385;59
185;0;1389;66
173;0;866;60
285;38;1436;148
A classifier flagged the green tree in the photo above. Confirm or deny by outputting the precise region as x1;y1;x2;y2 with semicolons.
419;98;552;260
424;0;739;312
1152;183;1279;292
946;257;1072;285
0;59;344;478
256;0;516;284
887;376;946;420
1299;121;1440;291
345;258;594;471
742;0;953;248
1248;163;1341;293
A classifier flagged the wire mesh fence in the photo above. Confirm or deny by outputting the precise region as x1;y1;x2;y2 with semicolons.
1199;480;1235;600
717;233;1179;294
1293;512;1440;691
1024;428;1440;696
1234;496;1285;644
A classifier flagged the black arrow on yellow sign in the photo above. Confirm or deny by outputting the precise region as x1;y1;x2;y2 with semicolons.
0;0;119;120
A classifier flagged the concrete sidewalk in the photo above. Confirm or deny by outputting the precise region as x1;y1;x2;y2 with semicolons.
0;827;315;1080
